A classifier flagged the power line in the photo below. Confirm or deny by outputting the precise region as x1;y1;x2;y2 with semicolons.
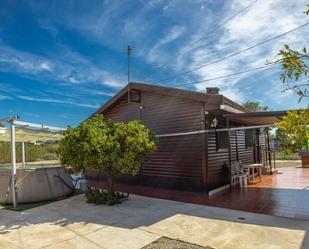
156;22;309;83
180;0;258;56
171;63;279;87
144;0;258;81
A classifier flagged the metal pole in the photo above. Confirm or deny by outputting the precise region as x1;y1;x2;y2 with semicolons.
266;129;272;174
10;123;17;209
227;119;232;190
22;142;26;166
127;45;131;84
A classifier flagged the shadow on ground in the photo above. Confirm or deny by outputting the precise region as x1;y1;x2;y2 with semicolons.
0;193;309;249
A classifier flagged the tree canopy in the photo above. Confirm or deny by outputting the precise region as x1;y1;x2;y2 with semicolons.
58;114;157;197
275;109;309;153
242;101;269;112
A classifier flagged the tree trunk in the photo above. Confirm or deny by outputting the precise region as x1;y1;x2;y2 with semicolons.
107;176;114;196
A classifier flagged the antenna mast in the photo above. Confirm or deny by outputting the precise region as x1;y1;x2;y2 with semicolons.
127;45;132;84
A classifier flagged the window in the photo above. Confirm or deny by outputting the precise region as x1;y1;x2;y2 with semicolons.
216;131;229;150
245;129;254;148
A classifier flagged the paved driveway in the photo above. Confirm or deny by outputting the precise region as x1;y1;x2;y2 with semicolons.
0;194;309;249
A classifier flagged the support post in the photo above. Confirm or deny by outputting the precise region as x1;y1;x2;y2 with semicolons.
266;129;272;174
235;130;239;161
227;119;232;190
202;104;208;190
10;123;17;209
22;142;26;166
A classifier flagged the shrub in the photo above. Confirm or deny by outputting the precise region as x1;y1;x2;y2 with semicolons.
85;188;129;205
58;114;156;205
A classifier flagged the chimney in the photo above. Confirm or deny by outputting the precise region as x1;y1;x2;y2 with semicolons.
206;87;220;95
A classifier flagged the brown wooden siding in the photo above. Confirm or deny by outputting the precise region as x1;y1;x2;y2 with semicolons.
207;132;231;188
88;90;205;191
104;94;140;122
87;87;266;192
139;92;204;184
236;130;255;164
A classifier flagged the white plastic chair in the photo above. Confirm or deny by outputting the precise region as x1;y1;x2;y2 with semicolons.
231;161;248;188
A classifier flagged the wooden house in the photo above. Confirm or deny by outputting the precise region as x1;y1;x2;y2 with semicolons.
86;82;286;193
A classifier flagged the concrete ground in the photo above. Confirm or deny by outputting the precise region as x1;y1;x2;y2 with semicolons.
0;194;309;249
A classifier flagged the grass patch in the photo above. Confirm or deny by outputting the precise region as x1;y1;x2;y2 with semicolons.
275;160;301;168
0;190;83;212
0;200;52;211
274;151;300;160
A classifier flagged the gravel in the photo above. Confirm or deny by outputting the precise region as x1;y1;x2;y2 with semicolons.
142;237;214;249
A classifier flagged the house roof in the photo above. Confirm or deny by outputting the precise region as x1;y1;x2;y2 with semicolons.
93;82;248;115
222;111;288;125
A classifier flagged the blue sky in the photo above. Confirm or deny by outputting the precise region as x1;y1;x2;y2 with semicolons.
0;0;308;127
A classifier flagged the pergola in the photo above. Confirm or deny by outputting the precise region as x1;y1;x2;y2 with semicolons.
0;116;65;208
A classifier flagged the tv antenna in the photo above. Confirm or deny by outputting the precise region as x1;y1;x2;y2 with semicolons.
127;45;132;84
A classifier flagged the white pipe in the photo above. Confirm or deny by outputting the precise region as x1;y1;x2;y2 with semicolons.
13;120;65;132
10;123;17;209
22;142;26;166
156;124;274;138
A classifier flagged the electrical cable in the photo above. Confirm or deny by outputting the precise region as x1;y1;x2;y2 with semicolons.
155;22;309;83
171;63;279;87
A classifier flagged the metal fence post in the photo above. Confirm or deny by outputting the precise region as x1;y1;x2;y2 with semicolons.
10;122;17;209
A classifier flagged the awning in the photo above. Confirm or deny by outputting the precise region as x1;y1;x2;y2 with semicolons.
0;118;65;143
222;111;288;125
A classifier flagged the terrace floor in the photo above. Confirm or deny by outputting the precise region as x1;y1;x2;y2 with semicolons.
209;167;309;219
91;167;309;220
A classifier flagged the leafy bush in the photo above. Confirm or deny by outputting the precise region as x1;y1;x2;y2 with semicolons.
85;188;129;205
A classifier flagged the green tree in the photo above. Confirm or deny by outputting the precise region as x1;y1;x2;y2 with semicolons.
242;101;269;112
275;109;309;153
268;4;309;102
58;114;156;198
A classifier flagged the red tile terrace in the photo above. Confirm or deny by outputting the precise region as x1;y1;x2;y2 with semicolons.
90;166;309;220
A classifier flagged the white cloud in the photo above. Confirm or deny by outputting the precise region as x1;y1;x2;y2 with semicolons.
0;42;125;89
147;26;186;64
170;0;309;105
17;95;99;109
39;62;52;71
0;95;11;100
262;79;309;110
